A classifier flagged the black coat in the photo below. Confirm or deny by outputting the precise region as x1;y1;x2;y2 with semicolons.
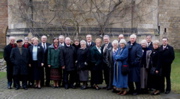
105;47;114;68
3;44;17;73
60;44;76;71
159;44;175;67
76;48;89;70
4;44;17;63
90;46;103;70
150;48;161;71
127;41;142;82
10;47;29;75
38;42;51;65
29;45;44;67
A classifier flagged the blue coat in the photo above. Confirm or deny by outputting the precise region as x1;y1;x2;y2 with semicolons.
127;41;142;82
113;47;128;88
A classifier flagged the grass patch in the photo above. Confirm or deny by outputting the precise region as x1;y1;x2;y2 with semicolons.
0;72;6;79
0;52;3;59
171;50;180;93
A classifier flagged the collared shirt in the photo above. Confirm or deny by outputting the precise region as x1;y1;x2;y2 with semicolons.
87;42;91;46
32;45;38;61
96;46;101;53
59;43;64;46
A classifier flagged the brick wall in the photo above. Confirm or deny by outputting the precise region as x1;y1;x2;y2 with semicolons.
0;0;7;49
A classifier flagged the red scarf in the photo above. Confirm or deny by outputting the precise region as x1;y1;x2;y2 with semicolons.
10;43;16;48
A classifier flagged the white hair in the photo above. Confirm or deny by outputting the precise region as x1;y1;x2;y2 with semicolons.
80;40;86;44
140;39;148;46
153;40;160;45
119;34;124;37
9;36;15;40
41;35;47;39
112;40;118;45
119;39;127;45
130;34;137;39
59;35;65;39
65;37;71;41
86;34;92;38
24;37;29;41
103;35;110;39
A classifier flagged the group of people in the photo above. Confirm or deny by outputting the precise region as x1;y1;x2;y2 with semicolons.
3;34;175;96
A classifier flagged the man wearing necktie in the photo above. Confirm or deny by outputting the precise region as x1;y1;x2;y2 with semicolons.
101;35;112;90
146;35;153;50
38;35;51;87
159;37;175;94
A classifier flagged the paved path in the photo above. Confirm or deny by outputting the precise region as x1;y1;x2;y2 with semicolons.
0;75;179;99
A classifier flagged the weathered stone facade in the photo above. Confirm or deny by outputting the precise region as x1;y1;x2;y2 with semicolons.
0;0;8;49
3;0;180;49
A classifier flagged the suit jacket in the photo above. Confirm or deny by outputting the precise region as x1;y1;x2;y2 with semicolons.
90;46;103;70
38;42;51;65
10;47;29;75
101;43;113;64
159;44;175;66
106;47;114;68
29;45;44;67
86;42;95;49
147;42;153;50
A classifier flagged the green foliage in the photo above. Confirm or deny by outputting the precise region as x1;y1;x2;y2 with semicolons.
0;72;6;79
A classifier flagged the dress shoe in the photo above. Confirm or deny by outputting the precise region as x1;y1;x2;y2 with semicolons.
70;85;75;89
23;87;28;90
165;91;170;94
106;87;112;90
15;87;20;90
7;85;11;89
132;92;138;96
64;84;69;89
81;86;87;90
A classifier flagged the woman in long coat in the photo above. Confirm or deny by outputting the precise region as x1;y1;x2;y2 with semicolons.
48;38;61;88
29;37;44;89
76;40;89;89
113;39;128;95
150;40;161;95
90;38;103;90
140;40;152;93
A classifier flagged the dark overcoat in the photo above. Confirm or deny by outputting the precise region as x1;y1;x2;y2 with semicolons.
3;44;17;73
127;41;142;82
10;47;29;75
60;44;76;71
158;44;175;76
76;48;89;70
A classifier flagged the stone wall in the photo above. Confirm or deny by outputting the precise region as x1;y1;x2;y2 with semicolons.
0;0;8;50
5;0;180;49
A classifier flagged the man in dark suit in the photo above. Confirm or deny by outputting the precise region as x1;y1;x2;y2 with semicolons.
159;37;175;94
86;34;95;48
38;35;51;86
60;37;76;89
101;35;112;90
146;35;153;50
59;35;65;47
3;36;17;89
10;39;29;90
